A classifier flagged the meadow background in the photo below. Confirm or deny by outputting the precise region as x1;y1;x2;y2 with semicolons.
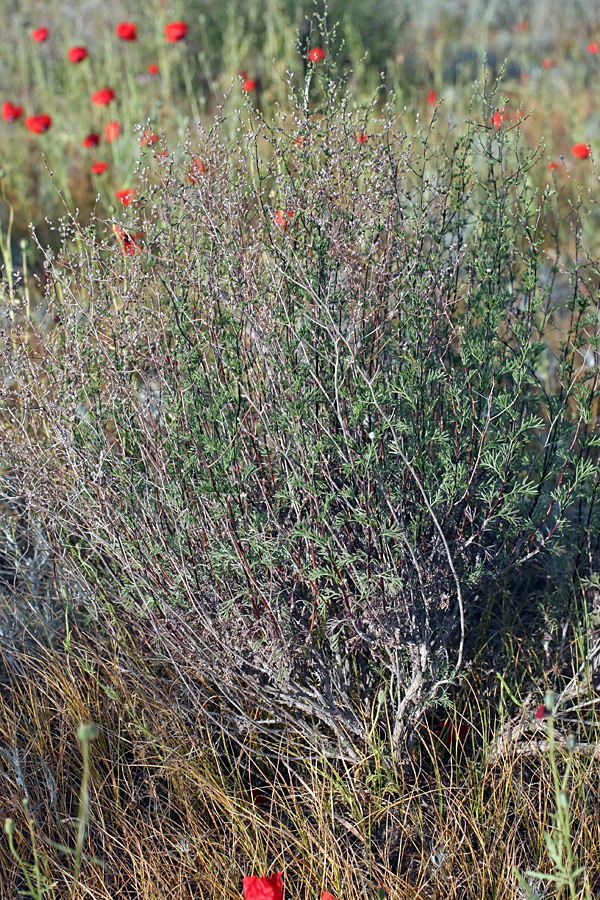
1;0;600;898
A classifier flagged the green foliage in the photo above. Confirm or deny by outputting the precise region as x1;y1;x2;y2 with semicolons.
2;66;600;766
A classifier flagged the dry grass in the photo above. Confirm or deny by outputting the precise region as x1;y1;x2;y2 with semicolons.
1;580;599;900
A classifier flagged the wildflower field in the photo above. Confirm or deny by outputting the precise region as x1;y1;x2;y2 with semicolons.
1;0;600;898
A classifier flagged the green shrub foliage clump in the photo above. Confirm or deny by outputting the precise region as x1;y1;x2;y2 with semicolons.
3;74;600;764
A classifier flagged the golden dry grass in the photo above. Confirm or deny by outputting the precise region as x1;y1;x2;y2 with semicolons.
1;582;599;900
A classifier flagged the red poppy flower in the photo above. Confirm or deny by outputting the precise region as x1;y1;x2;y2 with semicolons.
82;133;100;149
91;161;108;174
2;102;23;123
242;79;256;92
105;121;120;143
147;63;159;76
571;142;591;159
139;129;158;147
243;873;282;900
68;46;87;63
492;111;506;129
116;22;137;41
434;719;469;748
164;22;187;42
294;134;305;148
24;114;52;134
355;132;368;143
427;90;437;105
275;209;293;231
548;162;559;171
187;158;207;182
31;28;49;43
322;893;341;900
113;225;143;256
542;59;555;69
535;704;549;720
92;88;115;106
588;42;598;54
517;21;527;32
115;188;136;207
308;47;324;63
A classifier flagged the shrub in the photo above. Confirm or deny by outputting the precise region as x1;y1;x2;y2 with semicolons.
2;69;599;768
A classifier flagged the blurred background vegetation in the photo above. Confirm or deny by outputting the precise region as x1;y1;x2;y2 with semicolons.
2;0;600;238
